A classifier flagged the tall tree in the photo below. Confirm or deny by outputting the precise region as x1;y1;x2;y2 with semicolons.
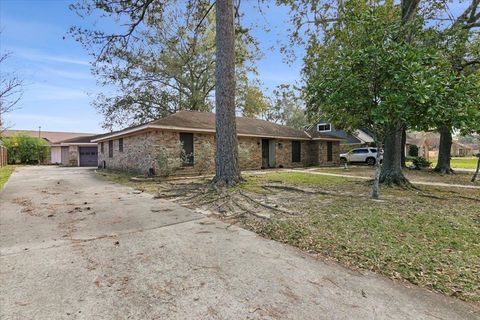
71;0;259;130
212;0;241;185
379;0;420;185
433;0;480;173
263;84;306;129
240;85;271;118
0;51;23;133
71;0;249;185
304;1;460;197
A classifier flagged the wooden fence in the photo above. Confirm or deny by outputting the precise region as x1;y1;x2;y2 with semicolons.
0;145;7;167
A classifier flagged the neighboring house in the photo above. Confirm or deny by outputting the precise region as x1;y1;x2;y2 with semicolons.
2;130;96;164
93;111;343;175
409;132;475;158
451;141;474;157
406;134;431;160
305;122;375;153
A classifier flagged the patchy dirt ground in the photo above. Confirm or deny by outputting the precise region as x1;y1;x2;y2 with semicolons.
101;169;480;303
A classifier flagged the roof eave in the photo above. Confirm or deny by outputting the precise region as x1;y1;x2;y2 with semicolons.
92;124;312;141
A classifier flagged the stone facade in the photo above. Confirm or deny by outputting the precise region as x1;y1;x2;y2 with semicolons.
98;130;340;175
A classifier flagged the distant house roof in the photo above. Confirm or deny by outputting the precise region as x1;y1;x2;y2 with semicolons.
93;111;343;142
306;126;360;142
58;133;110;145
305;121;373;144
1;130;96;145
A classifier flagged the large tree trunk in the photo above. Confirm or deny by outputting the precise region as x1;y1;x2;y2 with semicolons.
371;139;383;199
434;125;453;174
472;156;480;182
212;0;241;186
380;123;409;186
401;128;407;167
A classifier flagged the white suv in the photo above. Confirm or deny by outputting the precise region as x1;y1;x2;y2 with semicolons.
340;148;383;166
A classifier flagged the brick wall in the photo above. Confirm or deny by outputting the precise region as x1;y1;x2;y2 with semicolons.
68;146;79;166
98;130;340;175
98;131;159;173
317;140;340;166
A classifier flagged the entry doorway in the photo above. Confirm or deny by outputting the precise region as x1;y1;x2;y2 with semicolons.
261;139;276;168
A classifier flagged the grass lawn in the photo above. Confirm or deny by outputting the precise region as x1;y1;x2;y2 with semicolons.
432;157;479;169
98;169;480;302
316;166;479;186
238;172;480;302
0;166;15;190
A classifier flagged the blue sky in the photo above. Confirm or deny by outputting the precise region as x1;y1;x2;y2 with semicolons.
0;1;467;133
0;0;302;133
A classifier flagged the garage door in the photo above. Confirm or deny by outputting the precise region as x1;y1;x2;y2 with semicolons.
79;147;98;167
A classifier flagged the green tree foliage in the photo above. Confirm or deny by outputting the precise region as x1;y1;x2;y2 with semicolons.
303;0;468;197
70;0;260;130
408;145;419;157
263;84;306;129
2;134;49;164
240;85;271;118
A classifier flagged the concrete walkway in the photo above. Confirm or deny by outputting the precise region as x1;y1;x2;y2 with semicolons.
1;166;478;319
284;168;480;189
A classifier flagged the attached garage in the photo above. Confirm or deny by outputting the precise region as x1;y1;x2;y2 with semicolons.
57;134;104;167
79;147;98;167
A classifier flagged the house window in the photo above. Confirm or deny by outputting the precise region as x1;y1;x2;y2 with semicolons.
119;138;124;153
317;123;331;132
352;148;368;154
108;140;113;158
101;142;104;153
180;133;194;165
327;141;333;162
292;141;301;163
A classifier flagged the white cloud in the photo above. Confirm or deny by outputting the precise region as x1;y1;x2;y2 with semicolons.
23;84;93;101
11;47;90;66
38;66;93;80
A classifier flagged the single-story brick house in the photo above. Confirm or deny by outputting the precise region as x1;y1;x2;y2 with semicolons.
92;111;342;175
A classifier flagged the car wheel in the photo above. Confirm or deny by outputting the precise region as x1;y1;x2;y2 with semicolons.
366;157;376;166
340;157;348;165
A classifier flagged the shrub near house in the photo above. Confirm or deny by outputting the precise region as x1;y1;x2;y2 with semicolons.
1;134;50;164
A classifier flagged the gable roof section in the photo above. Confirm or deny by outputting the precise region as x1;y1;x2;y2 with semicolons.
2;130;96;145
305;123;365;143
57;133;110;145
93;111;343;142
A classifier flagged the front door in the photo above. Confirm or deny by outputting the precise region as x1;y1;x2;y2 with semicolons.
261;139;276;168
262;139;269;168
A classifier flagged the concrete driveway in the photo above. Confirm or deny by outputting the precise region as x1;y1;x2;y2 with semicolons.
0;166;478;319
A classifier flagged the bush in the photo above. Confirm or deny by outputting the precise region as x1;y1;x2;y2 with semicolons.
155;141;184;177
412;156;431;169
195;141;214;175
408;144;419;157
1;134;50;164
238;144;251;167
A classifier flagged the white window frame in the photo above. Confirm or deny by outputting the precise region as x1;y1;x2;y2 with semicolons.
317;123;332;132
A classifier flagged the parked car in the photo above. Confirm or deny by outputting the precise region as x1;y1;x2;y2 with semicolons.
340;148;383;166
